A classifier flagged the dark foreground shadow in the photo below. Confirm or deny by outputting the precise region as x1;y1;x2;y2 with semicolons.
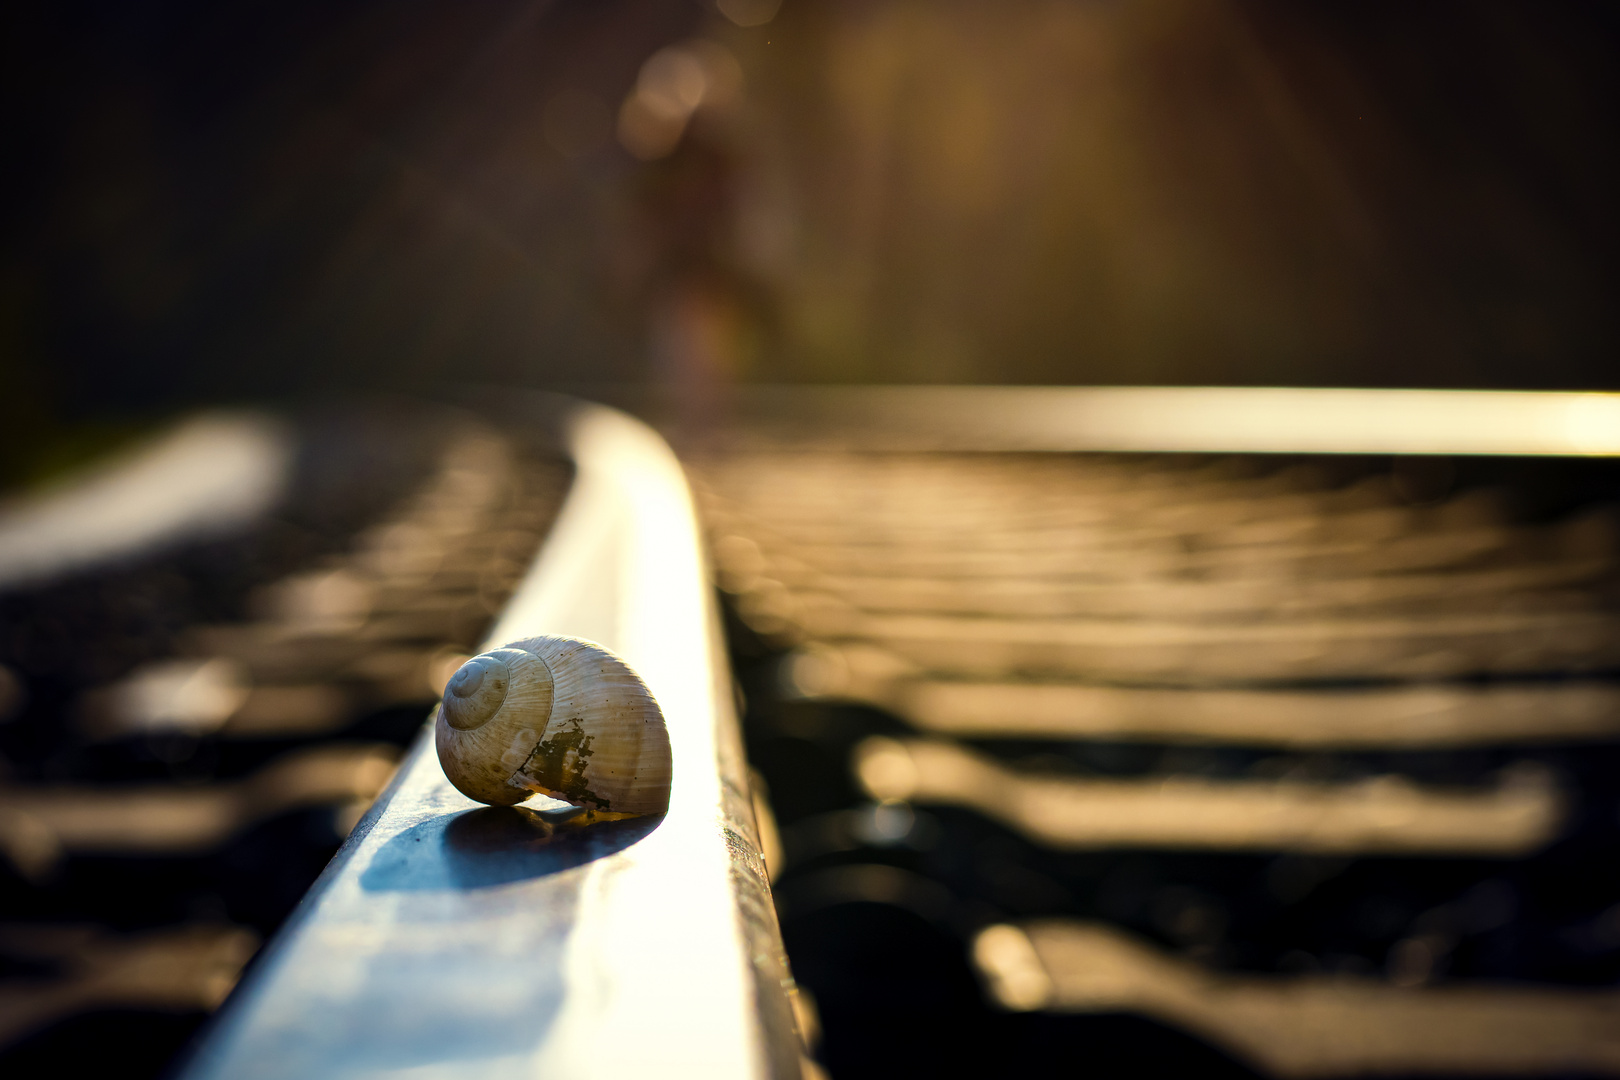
360;806;663;891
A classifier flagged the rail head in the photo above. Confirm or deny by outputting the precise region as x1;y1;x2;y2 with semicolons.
710;385;1620;456
178;399;800;1080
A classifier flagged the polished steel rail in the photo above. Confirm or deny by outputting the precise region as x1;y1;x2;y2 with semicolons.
722;385;1620;455
179;400;800;1080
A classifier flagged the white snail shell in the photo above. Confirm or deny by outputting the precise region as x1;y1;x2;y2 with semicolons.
435;636;672;816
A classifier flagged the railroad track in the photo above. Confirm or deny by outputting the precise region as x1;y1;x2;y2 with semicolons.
6;387;1620;1080
691;389;1620;1079
0;405;570;1076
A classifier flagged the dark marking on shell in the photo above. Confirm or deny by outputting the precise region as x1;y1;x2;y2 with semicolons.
521;716;608;809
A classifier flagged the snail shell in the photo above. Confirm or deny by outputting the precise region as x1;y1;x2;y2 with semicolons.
435;636;672;816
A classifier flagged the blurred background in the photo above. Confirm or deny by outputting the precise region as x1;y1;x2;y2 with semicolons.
4;2;1620;1078
3;0;1619;482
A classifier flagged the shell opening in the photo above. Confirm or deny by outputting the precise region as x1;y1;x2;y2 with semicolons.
441;653;512;731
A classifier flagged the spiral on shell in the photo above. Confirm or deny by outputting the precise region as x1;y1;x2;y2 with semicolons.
435;636;672;816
